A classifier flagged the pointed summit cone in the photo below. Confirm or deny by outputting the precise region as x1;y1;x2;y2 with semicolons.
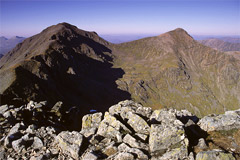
112;28;240;116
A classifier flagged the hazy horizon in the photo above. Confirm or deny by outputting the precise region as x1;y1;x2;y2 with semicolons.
0;0;239;38
1;30;240;44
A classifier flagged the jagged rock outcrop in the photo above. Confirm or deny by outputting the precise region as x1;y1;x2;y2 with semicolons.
0;100;239;159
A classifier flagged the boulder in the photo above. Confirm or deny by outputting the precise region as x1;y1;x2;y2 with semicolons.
80;112;102;137
0;105;9;115
12;138;25;152
32;137;43;149
81;151;98;160
102;144;118;157
135;133;148;141
56;131;83;159
196;138;208;150
4;123;25;147
149;114;189;159
97;112;131;142
110;152;135;160
196;150;236;160
198;109;240;132
150;109;176;124
109;100;152;118
151;146;189;160
118;143;148;159
125;112;150;135
123;134;148;150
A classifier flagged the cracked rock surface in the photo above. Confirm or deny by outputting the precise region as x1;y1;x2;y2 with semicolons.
0;100;239;159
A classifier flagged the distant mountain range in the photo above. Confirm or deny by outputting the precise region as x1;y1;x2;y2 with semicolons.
199;38;240;51
0;23;239;117
0;36;25;55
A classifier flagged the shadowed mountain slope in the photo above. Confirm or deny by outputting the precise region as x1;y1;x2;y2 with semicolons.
0;23;131;114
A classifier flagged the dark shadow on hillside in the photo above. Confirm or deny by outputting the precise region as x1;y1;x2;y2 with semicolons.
55;29;113;62
0;35;131;130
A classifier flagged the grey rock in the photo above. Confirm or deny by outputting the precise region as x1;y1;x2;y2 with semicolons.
32;137;43;149
56;131;83;159
111;152;135;160
45;126;56;135
30;155;45;160
3;111;13;119
198;109;240;132
123;134;148;150
22;133;31;141
135;133;148;141
149;122;188;157
136;106;153;119
151;146;188;160
108;103;122;116
9;123;24;135
102;144;118;157
4;123;24;147
80;112;102;138
0;105;9;115
185;119;196;127
97;112;131;142
81;151;98;160
118;143;131;151
118;143;148;160
27;101;35;110
197;138;208;150
126;112;150;134
51;101;63;113
189;152;195;160
196;150;236;160
150;109;176;124
12;138;25;152
109;100;152;118
0;150;6;160
26;124;37;134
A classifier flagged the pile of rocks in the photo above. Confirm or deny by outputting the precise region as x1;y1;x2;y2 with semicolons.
0;100;239;159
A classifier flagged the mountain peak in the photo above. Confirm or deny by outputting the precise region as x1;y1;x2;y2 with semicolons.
156;28;193;43
167;28;193;41
0;36;7;40
173;28;187;32
10;36;24;40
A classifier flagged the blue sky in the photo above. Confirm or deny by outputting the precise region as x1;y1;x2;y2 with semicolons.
0;0;239;38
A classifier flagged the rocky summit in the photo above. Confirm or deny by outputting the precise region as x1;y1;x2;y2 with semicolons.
0;100;239;160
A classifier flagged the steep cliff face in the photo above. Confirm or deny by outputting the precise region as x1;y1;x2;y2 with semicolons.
112;29;240;116
0;23;239;117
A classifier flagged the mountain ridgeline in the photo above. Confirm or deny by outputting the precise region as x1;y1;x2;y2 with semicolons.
0;23;239;117
199;38;240;52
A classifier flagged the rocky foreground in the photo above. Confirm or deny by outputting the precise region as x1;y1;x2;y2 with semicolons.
0;100;239;160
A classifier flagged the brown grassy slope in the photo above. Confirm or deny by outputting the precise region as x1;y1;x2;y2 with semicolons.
111;28;240;117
